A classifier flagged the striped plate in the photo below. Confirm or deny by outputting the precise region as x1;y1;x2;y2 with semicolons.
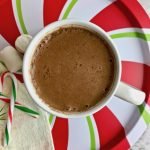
0;0;150;149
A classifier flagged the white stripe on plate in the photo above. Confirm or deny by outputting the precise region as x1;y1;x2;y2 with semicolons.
59;0;72;20
65;0;115;21
108;28;150;35
21;0;44;36
68;118;90;150
0;35;10;50
111;38;150;64
90;116;100;149
12;0;23;34
126;117;147;146
107;96;147;146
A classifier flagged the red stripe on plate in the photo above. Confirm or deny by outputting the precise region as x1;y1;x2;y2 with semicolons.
90;0;150;32
122;61;150;105
0;0;20;46
43;0;67;26
119;0;150;28
52;118;68;150
94;107;130;150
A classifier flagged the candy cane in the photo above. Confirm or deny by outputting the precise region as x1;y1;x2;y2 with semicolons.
0;95;39;118
1;71;39;146
0;72;39;118
3;72;17;146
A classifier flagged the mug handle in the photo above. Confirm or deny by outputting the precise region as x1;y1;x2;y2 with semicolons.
115;81;146;105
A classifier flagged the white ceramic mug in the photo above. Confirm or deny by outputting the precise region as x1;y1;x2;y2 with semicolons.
23;20;146;118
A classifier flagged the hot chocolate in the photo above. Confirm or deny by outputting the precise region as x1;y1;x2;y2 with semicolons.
31;27;114;112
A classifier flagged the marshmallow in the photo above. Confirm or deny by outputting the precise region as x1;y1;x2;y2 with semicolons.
15;34;32;53
0;46;22;72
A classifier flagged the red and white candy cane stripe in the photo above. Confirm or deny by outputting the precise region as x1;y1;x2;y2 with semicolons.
0;71;39;145
0;95;39;118
3;72;18;146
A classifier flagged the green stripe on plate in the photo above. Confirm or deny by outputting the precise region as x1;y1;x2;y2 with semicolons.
138;105;150;124
16;0;28;34
110;32;150;41
86;116;96;150
49;114;54;124
62;0;78;19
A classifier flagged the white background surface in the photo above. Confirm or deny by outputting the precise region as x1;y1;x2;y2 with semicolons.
132;0;150;149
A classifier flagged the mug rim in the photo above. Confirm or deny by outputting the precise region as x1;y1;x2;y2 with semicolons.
23;20;121;118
